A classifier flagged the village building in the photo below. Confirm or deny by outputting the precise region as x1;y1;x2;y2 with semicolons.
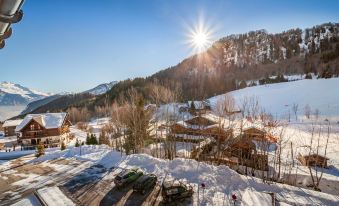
297;154;329;168
243;127;278;143
170;115;233;143
187;100;211;115
15;113;72;149
2;119;23;137
222;134;269;171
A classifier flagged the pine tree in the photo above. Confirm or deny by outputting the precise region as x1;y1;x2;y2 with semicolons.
90;134;98;145
190;101;196;110
86;133;90;145
36;143;45;157
75;139;80;147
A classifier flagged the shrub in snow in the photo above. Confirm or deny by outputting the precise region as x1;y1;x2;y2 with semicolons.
86;133;90;145
90;134;98;145
36;143;45;157
75;139;80;147
305;73;312;79
86;133;98;145
61;142;66;150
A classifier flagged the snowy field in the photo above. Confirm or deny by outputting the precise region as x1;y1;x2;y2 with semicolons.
210;78;339;119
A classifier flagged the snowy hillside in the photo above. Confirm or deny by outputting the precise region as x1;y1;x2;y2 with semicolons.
83;81;117;95
210;78;339;119
0;82;50;106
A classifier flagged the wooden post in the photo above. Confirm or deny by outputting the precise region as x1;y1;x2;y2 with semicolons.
290;142;294;167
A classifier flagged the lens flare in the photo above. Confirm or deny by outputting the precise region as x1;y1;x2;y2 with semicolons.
186;19;214;53
193;32;208;48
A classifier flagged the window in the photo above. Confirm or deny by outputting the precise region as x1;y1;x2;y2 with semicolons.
30;125;35;131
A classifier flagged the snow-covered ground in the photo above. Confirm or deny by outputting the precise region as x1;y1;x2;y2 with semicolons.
4;145;337;206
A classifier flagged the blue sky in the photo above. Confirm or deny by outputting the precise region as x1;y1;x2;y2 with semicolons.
1;0;339;93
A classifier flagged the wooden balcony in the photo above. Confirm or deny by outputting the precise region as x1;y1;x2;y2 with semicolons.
21;130;48;139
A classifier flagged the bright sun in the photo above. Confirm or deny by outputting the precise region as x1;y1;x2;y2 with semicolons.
187;21;213;52
193;32;208;48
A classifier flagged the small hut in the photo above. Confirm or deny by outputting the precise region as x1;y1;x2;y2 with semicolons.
297;154;329;168
3;119;23;137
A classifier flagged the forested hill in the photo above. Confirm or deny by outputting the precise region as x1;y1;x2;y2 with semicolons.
29;22;339;114
99;23;339;102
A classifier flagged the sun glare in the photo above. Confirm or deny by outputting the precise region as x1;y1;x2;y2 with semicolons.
187;20;214;53
193;32;208;48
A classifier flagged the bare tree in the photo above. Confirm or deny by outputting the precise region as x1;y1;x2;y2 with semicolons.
149;82;182;160
292;103;299;121
304;104;311;119
307;122;331;191
119;88;152;154
313;108;320;121
214;94;236;161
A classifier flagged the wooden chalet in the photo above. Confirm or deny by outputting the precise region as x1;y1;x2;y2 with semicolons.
222;135;269;171
170;115;233;142
297;154;329;168
2;119;23;137
243;127;278;143
15;113;71;149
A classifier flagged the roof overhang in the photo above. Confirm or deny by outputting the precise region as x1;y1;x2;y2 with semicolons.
0;0;25;49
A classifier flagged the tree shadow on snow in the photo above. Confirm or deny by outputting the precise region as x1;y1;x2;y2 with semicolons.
62;164;107;195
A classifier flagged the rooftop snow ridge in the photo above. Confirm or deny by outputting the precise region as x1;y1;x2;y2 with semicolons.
16;112;68;131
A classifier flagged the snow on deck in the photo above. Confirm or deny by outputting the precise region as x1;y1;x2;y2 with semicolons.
11;194;42;206
38;186;74;206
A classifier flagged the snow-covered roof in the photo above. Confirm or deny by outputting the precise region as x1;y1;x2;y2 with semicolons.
2;119;23;127
16;113;68;132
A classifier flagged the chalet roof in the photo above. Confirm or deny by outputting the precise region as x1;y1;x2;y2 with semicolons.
243;127;265;133
16;113;68;132
303;154;329;160
177;115;217;129
175;113;235;131
2;119;23;127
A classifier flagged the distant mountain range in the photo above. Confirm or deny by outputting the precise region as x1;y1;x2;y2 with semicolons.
83;81;118;96
0;82;50;106
0;81;118;120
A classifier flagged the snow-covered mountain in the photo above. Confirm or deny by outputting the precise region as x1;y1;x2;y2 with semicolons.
83;81;117;95
0;82;50;106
